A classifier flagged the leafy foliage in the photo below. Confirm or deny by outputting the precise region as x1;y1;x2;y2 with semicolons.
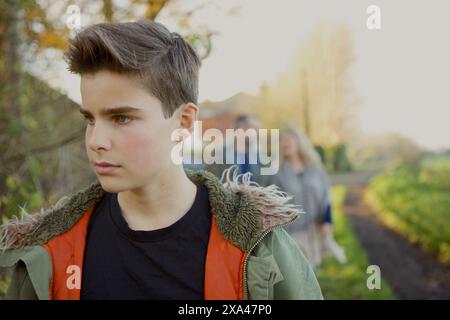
366;160;450;266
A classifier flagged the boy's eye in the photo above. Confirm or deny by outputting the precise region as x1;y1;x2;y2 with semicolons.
113;115;131;124
83;115;95;125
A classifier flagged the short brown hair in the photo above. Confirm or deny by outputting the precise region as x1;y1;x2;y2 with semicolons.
64;20;201;118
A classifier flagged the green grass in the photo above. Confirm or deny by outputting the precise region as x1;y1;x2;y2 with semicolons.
317;185;396;299
365;161;450;266
0;271;11;299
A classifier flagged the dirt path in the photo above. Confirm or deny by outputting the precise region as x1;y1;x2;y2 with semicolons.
331;171;450;300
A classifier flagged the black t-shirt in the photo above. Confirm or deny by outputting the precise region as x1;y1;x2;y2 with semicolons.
80;185;212;300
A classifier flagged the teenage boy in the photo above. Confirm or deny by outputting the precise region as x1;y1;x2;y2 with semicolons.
0;20;322;300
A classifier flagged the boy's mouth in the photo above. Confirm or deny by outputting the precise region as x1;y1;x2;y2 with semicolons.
94;161;121;174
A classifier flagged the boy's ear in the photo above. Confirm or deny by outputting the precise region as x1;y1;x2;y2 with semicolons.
178;102;198;131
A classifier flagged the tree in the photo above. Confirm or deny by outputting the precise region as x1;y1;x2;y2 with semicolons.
259;23;360;147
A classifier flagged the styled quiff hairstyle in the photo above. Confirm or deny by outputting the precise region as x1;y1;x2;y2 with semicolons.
64;20;201;118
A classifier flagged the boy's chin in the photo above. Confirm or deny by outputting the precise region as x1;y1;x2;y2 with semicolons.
97;177;128;193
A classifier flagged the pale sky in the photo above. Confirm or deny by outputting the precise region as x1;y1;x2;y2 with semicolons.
39;0;450;150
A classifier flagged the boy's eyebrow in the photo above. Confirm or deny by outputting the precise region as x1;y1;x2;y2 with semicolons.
79;106;144;116
79;107;91;116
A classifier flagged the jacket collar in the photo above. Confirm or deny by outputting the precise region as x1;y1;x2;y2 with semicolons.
1;167;300;253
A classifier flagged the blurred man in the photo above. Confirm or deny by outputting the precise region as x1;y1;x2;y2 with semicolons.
206;114;266;184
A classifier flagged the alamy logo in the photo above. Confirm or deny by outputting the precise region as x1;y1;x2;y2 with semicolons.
366;5;381;30
66;5;81;37
66;265;81;290
171;121;280;176
366;265;381;290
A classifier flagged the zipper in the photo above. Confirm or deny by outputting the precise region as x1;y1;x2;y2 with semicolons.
242;216;298;300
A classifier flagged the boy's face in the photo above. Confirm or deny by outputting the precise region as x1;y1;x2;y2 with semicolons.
80;70;180;193
281;132;299;159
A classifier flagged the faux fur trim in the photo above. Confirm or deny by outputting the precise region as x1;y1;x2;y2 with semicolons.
217;166;301;251
0;183;105;251
0;167;300;252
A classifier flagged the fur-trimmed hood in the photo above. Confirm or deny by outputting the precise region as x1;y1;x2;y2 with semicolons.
0;167;301;253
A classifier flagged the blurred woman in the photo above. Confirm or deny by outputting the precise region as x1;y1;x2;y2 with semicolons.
268;127;345;269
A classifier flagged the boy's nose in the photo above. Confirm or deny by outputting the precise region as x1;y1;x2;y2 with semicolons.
86;124;112;151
